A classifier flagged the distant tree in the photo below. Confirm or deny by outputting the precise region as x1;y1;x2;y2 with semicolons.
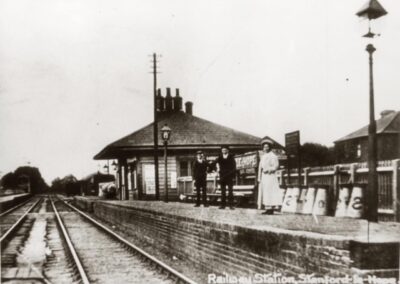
1;172;18;189
300;143;335;167
63;175;78;183
51;177;63;193
51;174;78;194
0;166;49;193
13;166;49;193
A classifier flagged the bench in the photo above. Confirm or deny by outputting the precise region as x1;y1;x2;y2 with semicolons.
184;185;255;207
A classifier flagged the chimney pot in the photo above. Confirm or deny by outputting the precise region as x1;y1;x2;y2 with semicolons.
165;87;173;111
174;88;183;111
185;101;193;115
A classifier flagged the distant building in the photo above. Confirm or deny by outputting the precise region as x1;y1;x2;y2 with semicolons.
94;88;282;200
334;110;400;163
79;172;115;196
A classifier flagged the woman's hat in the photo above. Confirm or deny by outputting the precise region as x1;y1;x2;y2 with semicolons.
196;150;203;154
261;138;274;147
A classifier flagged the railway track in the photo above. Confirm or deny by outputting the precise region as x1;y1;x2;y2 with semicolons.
1;196;79;283
0;197;41;240
53;197;197;284
1;196;198;284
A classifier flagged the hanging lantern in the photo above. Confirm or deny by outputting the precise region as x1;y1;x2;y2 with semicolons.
356;0;387;20
356;0;387;39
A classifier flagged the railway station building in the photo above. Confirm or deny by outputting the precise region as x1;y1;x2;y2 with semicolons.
94;88;282;200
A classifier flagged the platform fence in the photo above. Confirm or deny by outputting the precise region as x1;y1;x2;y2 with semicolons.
278;159;400;222
176;158;399;221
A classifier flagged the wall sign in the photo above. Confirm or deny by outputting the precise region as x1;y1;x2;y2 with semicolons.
143;164;155;194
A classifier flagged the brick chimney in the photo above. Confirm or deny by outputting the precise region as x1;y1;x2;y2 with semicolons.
173;88;183;112
165;87;173;112
185;101;193;115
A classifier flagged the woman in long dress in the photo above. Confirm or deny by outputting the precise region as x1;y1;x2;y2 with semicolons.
257;139;282;215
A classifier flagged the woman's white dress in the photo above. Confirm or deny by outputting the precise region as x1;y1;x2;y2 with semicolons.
257;151;282;209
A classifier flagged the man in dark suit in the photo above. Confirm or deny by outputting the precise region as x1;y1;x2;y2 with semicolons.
216;146;236;209
192;150;209;207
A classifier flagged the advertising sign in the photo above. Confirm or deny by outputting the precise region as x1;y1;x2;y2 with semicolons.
235;152;258;170
170;171;177;188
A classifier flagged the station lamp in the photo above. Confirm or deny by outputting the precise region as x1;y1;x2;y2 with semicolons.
356;0;387;222
161;124;172;142
161;124;172;202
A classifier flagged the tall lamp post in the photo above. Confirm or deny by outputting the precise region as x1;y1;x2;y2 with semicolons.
356;0;387;222
161;124;171;203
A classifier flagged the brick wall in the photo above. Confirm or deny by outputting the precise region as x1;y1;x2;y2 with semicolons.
73;198;399;278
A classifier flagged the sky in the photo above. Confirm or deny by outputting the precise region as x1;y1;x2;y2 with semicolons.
1;0;399;184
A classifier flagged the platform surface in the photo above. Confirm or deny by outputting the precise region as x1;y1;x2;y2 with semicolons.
0;193;30;203
95;199;400;243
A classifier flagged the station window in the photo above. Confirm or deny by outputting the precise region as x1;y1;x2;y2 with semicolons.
356;144;362;158
344;142;350;159
179;161;191;177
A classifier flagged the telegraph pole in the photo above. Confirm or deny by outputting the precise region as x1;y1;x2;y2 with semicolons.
152;53;160;200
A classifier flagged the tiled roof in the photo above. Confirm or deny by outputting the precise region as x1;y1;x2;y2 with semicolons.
81;172;115;182
94;111;275;159
335;111;400;143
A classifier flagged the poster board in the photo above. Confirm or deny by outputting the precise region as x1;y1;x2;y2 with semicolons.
143;164;156;194
170;171;177;188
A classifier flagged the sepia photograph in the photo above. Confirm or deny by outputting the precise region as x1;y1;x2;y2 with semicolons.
1;0;399;283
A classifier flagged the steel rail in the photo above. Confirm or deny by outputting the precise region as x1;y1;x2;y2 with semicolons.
0;198;41;243
0;197;33;217
50;197;90;284
60;198;198;284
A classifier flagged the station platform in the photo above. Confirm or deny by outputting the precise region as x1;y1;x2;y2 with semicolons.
0;193;31;213
0;193;30;203
73;196;400;279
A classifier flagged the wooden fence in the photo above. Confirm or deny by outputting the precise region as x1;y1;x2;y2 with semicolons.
177;156;399;222
278;159;400;222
